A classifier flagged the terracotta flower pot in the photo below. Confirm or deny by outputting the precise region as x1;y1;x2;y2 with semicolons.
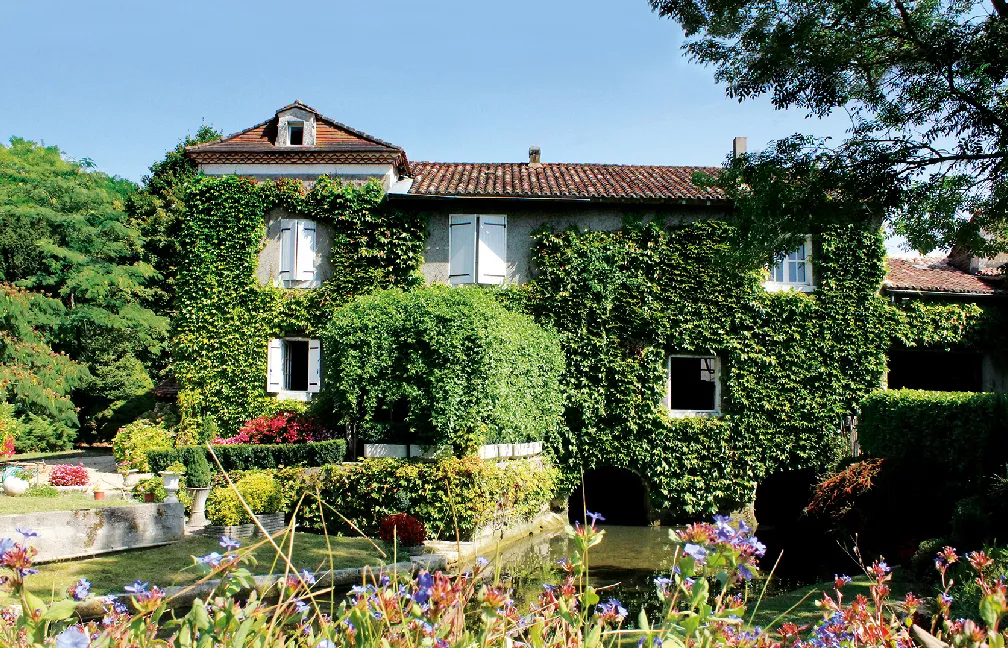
94;491;105;501
144;493;155;503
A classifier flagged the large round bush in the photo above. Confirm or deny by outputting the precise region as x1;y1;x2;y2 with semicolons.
319;287;564;453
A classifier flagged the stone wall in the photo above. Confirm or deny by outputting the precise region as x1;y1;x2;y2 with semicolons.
0;503;185;563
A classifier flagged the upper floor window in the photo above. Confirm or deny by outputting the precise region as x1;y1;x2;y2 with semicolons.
448;214;507;285
664;355;721;416
279;218;317;286
267;338;321;396
766;236;813;292
288;121;304;145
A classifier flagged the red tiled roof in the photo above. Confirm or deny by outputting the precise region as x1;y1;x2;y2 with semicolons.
885;258;1004;295
406;162;725;202
185;101;408;171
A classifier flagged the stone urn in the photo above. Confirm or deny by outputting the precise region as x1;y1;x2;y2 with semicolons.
187;487;211;527
160;471;181;504
3;476;29;496
123;470;143;488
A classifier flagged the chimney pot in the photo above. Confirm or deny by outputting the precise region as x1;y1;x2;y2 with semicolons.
529;146;542;167
733;137;747;158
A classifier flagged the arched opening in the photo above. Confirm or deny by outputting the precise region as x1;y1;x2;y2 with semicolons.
568;467;649;526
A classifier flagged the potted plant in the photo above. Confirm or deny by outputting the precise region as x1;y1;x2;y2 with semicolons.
93;483;105;501
185;452;213;527
133;477;165;503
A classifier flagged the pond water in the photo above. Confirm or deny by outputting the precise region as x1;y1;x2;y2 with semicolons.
484;525;680;622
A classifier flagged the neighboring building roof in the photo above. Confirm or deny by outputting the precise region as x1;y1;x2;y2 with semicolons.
152;376;180;400
405;162;726;203
885;257;1004;295
185;101;409;172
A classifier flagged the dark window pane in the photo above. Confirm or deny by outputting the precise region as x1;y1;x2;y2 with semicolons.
289;124;304;145
669;356;717;410
887;350;983;392
285;340;309;391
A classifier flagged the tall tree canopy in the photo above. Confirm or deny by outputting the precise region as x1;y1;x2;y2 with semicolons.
0;138;167;449
652;0;1008;256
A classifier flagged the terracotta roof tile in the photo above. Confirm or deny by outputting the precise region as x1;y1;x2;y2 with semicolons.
407;162;725;202
884;258;1004;295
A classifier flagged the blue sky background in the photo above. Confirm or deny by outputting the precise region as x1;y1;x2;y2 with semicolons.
0;0;856;184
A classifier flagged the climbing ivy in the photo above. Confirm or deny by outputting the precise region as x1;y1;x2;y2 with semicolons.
172;176;427;436
524;218;894;518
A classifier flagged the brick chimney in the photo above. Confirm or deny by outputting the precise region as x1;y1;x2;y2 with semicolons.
529;146;542;168
733;137;747;158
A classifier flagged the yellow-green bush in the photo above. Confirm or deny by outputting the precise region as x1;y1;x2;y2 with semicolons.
112;418;174;471
206;471;283;526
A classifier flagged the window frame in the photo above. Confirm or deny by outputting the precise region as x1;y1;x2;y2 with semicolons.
267;337;321;401
764;235;815;293
288;121;305;146
663;353;721;417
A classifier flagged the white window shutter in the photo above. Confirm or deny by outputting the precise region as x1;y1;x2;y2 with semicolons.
477;215;507;284
307;339;321;393
295;220;317;282
448;215;476;285
279;219;295;282
267;339;283;392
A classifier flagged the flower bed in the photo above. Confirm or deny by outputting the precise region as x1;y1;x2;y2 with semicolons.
212;411;329;445
47;463;89;487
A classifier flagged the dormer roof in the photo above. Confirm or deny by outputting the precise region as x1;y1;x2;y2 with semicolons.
185;101;409;173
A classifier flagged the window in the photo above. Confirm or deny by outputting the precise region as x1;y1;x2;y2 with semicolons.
267;338;321;395
887;350;983;392
664;355;720;414
448;214;506;285
279;218;317;286
766;236;813;291
288;121;304;145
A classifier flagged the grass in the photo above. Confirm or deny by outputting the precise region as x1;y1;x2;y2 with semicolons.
2;532;390;604
749;569;915;630
0;494;134;515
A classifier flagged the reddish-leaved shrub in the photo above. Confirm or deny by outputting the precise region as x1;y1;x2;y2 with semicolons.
379;513;427;547
48;463;89;487
213;412;327;446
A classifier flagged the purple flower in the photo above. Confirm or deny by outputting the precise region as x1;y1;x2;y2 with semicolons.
596;597;628;620
124;580;149;594
317;641;335;648
0;538;14;555
72;578;91;601
940;593;954;605
417;571;434;589
294;599;310;613
104;596;128;614
654;576;672;592
19;568;38;577
219;536;241;551
55;626;89;648
16;528;37;539
379;574;390;586
300;569;317;586
586;511;606;525
196;552;223;567
684;543;708;563
476;556;489;568
738;564;756;580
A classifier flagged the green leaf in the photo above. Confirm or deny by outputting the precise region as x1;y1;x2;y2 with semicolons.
42;599;77;621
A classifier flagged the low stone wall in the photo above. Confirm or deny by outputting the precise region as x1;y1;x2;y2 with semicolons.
0;503;185;563
197;512;286;539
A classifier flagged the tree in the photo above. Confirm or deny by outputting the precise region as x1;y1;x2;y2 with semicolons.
651;0;1008;256
0;138;167;446
126;124;221;315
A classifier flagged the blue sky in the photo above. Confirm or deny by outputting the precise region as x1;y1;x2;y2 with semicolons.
0;0;854;184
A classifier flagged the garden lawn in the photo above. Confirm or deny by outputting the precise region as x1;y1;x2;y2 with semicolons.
749;570;914;631
3;532;390;605
0;494;133;515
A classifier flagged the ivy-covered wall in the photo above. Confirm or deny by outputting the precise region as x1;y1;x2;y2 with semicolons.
172;176;426;437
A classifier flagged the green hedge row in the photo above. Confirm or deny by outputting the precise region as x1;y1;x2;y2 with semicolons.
858;389;1008;491
147;439;347;475
297;456;557;541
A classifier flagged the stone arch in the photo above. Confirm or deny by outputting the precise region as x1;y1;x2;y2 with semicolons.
567;466;650;526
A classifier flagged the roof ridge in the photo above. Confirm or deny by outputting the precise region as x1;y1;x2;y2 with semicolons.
410;161;721;170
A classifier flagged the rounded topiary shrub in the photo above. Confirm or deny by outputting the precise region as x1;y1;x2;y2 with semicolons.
319;286;564;453
206;472;282;526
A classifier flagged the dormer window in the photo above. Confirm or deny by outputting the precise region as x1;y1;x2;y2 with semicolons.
289;121;304;145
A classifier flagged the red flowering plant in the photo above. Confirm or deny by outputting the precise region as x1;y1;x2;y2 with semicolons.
379;513;427;547
47;463;89;487
213;411;326;445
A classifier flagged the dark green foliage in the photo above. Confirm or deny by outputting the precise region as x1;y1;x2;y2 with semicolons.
298;456;557;541
146;439;347;474
858;389;1008;492
651;0;1008;255
318;286;564;453
173;176;427;434
0;138;168;447
184;448;212;488
527;219;892;517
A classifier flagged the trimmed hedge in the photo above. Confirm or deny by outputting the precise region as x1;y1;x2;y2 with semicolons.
858;389;1008;490
147;439;347;475
298;456;557;541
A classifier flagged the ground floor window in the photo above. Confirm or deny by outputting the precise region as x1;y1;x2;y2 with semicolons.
664;355;720;414
887;349;983;392
267;338;321;395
